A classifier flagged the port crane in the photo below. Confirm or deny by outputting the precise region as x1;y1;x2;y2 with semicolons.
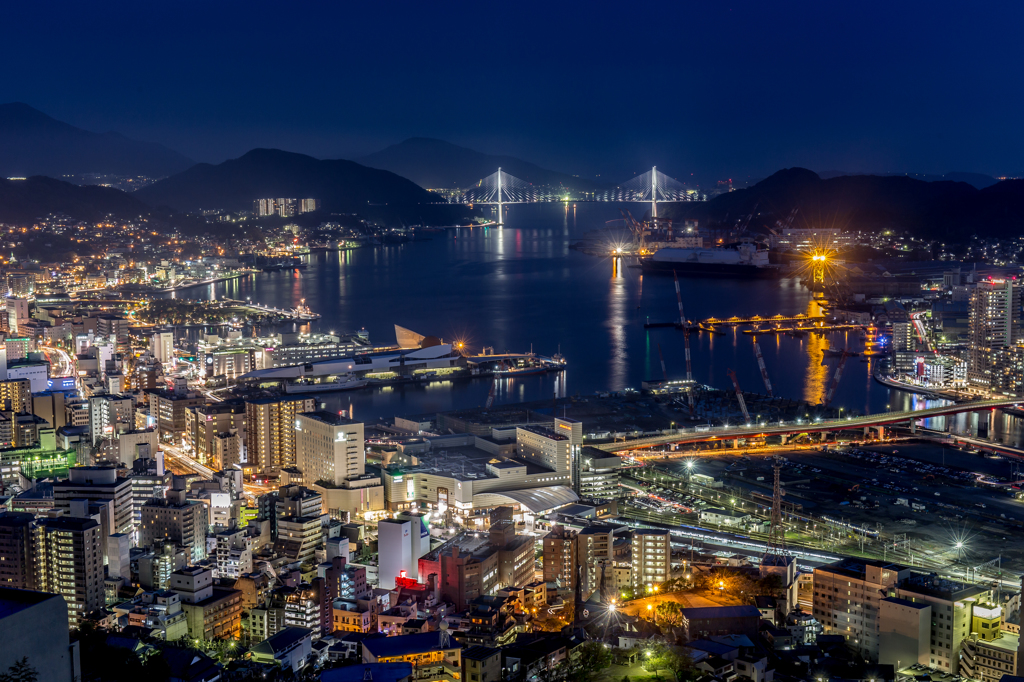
673;272;696;416
727;368;751;423
822;348;850;408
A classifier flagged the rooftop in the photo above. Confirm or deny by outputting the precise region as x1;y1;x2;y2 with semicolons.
0;587;62;620
363;631;461;658
299;410;358;427
899;572;988;601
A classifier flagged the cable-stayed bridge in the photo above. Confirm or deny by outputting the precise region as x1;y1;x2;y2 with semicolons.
454;166;699;225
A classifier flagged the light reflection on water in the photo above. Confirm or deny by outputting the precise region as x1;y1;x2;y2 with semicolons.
162;203;1024;437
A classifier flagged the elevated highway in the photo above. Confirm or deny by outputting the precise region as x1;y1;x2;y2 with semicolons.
592;398;1022;453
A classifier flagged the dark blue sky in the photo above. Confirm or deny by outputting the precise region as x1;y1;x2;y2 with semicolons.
4;1;1022;183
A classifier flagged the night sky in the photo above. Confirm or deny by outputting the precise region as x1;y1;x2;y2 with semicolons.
4;1;1022;183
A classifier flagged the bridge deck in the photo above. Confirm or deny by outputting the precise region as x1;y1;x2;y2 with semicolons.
592;398;1021;452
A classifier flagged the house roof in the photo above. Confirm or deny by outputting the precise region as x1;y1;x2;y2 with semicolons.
362;631;461;658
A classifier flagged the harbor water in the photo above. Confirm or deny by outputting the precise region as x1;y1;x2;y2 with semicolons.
172;203;1024;446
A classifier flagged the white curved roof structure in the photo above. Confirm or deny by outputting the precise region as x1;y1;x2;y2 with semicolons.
482;485;579;514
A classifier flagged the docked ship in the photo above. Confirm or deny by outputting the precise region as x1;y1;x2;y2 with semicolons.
284;373;371;393
641;241;778;278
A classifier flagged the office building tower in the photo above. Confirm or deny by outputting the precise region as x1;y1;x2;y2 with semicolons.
891;573;990;673
295;411;364;486
245;395;315;475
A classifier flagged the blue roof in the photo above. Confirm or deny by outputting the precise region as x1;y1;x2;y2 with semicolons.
681;605;761;620
363;631;461;658
688;640;738;656
321;663;414;682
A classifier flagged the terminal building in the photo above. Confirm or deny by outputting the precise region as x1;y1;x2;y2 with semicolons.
198;331;373;379
379;417;584;527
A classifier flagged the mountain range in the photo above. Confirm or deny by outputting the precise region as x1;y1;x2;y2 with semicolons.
0;176;148;224
817;170;1000;190
355;137;605;192
660;167;1024;241
135;148;476;223
0;103;194;178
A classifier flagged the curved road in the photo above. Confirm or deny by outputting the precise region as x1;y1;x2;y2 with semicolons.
594;398;1021;452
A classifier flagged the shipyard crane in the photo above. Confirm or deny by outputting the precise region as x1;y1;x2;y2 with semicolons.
823;349;850;408
774;207;799;233
619;209;646;252
673;272;695;416
726;368;751;424
751;335;774;397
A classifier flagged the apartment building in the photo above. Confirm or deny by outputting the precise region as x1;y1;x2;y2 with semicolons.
632;529;670;590
245;395;315;475
812;558;911;662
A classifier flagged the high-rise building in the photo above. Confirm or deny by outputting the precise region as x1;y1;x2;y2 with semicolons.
300;198;318;213
0;514;104;626
0;379;30;413
140;488;210;563
52;465;135;537
968;279;1021;386
892;572;991;673
185;400;247;469
516;416;582;491
542;525;578;593
295;411;364;486
150;331;175;366
892;321;915;352
632;529;670;590
377;518;416;590
88;394;134;445
147;388;205;442
813;558;911;662
245;395;315;476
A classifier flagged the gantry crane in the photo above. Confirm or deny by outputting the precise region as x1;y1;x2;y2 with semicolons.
674;272;695;416
727;368;751;423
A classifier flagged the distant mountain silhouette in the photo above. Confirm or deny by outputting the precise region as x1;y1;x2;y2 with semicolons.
817;169;999;190
135;148;475;223
0;103;194;178
0;176;147;223
356;137;604;191
660;167;1024;242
